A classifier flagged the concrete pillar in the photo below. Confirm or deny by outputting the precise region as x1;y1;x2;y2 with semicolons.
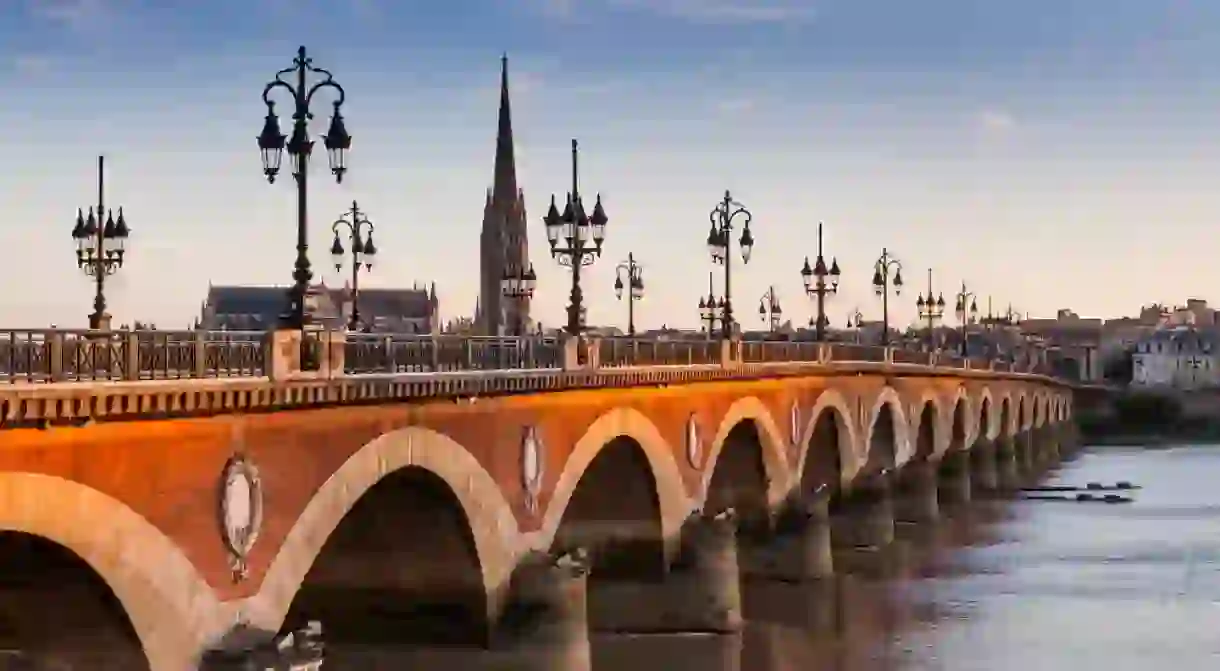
970;440;999;495
894;461;939;524
586;510;742;634
832;477;894;549
739;495;834;582
996;437;1021;491
501;551;592;671
938;450;971;505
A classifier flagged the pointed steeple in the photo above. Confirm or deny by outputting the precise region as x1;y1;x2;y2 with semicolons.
493;53;518;201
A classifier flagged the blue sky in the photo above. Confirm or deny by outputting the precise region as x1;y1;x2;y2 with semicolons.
1;0;1218;330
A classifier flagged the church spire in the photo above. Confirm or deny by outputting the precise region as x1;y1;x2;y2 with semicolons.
493;53;517;201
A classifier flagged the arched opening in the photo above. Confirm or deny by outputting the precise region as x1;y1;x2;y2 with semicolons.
912;403;937;462
800;406;848;496
976;397;993;445
1000;399;1013;442
706;420;770;531
863;401;900;475
1018;397;1029;434
0;532;148;669
951;399;968;452
553;436;664;580
282;466;488;647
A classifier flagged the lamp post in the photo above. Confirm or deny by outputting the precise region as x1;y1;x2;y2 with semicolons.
758;286;783;332
698;272;724;336
543;139;607;335
953;281;979;357
500;262;537;337
799;221;841;342
915;268;945;349
706;191;755;338
257;45;351;331
846;307;864;344
614;253;644;336
329;201;377;331
870;248;904;346
71;155;130;330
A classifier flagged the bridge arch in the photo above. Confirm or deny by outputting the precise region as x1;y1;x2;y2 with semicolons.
978;392;996;441
948;393;972;452
703;396;792;512
543;406;689;565
863;387;911;474
250;426;520;642
0;473;219;670
1034;394;1045;428
796;389;858;493
1000;396;1014;438
910;390;946;462
1018;394;1030;433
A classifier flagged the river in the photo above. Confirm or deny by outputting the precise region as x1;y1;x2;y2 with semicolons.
322;444;1220;671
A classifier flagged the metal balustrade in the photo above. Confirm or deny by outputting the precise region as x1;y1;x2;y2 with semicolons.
0;329;265;383
0;327;1060;384
344;334;563;373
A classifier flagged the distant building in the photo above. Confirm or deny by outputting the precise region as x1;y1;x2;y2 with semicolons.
199;282;439;334
1132;327;1219;389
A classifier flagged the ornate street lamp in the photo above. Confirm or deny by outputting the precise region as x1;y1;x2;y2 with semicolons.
71;155;130;330
501;263;538;337
706;190;754;338
800;221;841;342
614;253;644;336
329;201;377;331
953;281;979;356
543;139;606;335
257;45;351;332
915;268;946;349
759;286;783;332
698;272;724;336
870;248;904;346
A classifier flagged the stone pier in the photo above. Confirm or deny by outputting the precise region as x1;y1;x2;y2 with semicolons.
894;462;939;525
740;494;834;583
831;476;895;550
587;510;742;634
499;551;593;671
938;451;972;505
971;440;1000;495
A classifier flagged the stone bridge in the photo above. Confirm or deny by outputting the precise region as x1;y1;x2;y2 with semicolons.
0;331;1075;669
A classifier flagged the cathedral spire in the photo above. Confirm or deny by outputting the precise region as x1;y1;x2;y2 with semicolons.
493;53;517;201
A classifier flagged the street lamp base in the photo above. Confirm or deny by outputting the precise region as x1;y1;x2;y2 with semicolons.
89;313;112;331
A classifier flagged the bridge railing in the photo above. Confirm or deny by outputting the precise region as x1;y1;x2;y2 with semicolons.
597;338;720;367
0;328;265;383
343;334;563;373
0;326;1060;385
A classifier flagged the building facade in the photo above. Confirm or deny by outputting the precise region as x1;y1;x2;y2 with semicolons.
1132;327;1220;389
199;282;439;334
476;55;532;336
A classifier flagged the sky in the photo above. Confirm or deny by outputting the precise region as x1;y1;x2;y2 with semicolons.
0;0;1218;331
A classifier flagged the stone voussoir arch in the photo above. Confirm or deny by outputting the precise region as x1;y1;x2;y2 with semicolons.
703;395;794;510
976;386;998;441
244;426;522;638
865;387;913;469
538;405;692;563
0;472;224;671
950;386;979;449
909;388;949;461
794;387;861;488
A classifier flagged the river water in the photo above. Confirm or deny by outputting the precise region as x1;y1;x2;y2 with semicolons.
317;444;1220;670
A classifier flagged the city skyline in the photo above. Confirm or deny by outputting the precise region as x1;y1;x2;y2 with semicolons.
1;0;1217;330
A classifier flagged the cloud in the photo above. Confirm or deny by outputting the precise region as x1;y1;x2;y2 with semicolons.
12;55;53;77
531;0;817;24
715;97;756;116
26;0;113;31
977;109;1017;133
